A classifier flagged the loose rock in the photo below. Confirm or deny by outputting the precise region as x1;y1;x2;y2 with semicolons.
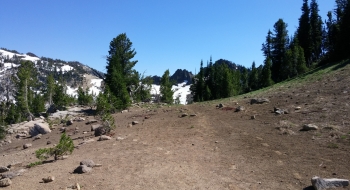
42;176;55;183
23;143;32;149
181;113;188;117
132;121;139;125
80;159;95;167
235;106;245;112
250;98;270;104
94;127;106;136
311;176;349;190
99;135;112;141
0;166;9;173
302;124;319;131
0;178;12;187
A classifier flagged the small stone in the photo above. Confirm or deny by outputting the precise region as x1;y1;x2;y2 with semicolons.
80;159;95;167
251;115;256;119
47;141;51;145
302;124;319;131
42;176;55;183
181;113;188;117
86;119;98;124
132;121;139;125
121;110;128;113
99;135;112;141
0;178;12;187
216;103;224;108
144;116;150;119
190;114;197;117
295;106;301;110
116;137;124;141
235;106;245;112
127;124;132;128
66;120;73;126
34;134;42;140
0;166;10;173
23;143;32;149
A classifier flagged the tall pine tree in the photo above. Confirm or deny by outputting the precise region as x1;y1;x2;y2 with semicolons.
160;69;174;104
105;33;137;110
310;0;323;62
297;0;312;66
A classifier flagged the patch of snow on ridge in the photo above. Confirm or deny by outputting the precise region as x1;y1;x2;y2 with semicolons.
89;79;103;95
150;82;192;104
0;49;40;63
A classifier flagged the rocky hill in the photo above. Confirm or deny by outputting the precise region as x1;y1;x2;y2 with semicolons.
0;48;104;101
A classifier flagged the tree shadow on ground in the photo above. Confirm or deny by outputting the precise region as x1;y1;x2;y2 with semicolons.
303;186;314;190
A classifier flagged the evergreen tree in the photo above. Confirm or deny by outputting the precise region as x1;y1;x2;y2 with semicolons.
14;61;37;121
45;74;55;106
271;19;289;82
297;0;312;66
77;87;94;106
262;30;273;58
260;57;274;87
310;0;323;62
240;68;249;93
221;66;234;98
336;0;350;59
105;33;137;110
160;69;174;104
193;60;205;102
248;62;259;91
31;93;45;116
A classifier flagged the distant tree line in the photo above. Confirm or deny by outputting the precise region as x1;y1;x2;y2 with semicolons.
191;0;350;102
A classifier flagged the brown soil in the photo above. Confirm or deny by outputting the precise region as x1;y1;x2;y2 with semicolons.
1;64;350;190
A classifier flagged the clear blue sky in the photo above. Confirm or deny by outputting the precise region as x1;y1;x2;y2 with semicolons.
0;0;335;76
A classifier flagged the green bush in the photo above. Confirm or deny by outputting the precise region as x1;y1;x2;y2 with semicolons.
35;133;74;160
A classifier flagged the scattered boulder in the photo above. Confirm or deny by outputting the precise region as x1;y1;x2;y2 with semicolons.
94;127;106;137
121;110;128;113
251;115;256;120
311;176;349;190
42;176;55;183
47;141;51;145
29;123;51;137
274;107;288;114
66;120;74;126
99;135;112;141
144;116;150;119
235;106;245;112
16;133;27;138
33;134;42;140
74;165;92;174
216;103;224;108
0;167;9;173
190;114;197;117
295;106;302;110
1;171;18;179
66;183;81;190
302;124;319;131
250;98;270;104
91;124;100;131
181;113;188;117
86;119;98;125
23;143;32;149
132;121;139;125
0;178;12;187
80;159;95;167
74;117;85;122
116;137;124;141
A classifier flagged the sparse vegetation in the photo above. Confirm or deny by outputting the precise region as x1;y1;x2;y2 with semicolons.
26;161;43;168
35;133;74;161
327;143;339;149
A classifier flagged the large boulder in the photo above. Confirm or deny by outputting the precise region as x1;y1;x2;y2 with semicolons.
29;123;51;137
94;127;106;137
